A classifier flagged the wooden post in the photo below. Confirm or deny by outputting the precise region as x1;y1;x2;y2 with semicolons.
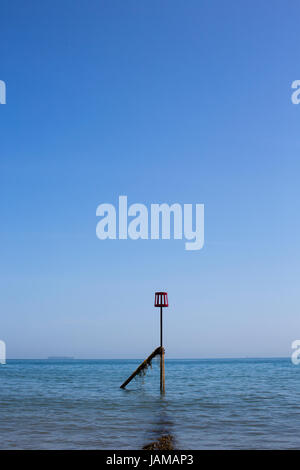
120;347;162;389
160;306;165;393
121;292;168;393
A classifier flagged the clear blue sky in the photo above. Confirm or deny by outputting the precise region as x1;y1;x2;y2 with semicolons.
0;0;299;358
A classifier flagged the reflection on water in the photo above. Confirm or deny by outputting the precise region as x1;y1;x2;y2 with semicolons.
143;396;175;448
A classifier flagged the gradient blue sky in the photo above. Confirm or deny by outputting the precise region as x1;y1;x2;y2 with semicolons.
1;0;299;358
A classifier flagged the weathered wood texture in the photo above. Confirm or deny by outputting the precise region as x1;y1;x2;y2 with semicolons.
160;348;165;394
160;305;165;393
120;346;164;389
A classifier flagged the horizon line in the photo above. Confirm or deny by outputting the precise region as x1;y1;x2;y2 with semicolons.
5;356;291;361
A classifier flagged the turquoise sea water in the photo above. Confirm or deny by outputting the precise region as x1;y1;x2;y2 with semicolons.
0;358;299;449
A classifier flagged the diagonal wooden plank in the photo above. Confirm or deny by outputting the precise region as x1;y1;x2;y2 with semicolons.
120;346;164;389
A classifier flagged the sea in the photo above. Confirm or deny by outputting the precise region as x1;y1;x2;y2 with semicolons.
0;358;299;449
